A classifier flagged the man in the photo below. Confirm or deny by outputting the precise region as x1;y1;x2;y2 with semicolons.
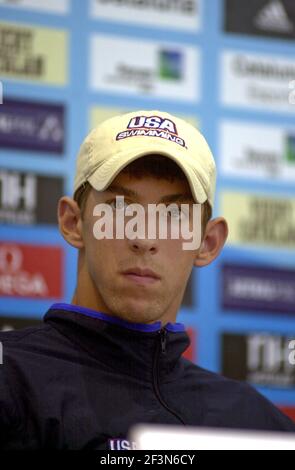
0;110;294;450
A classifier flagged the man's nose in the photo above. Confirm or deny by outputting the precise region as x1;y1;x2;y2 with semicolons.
127;236;159;254
123;206;160;254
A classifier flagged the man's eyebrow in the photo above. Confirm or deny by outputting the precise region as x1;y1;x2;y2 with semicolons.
105;184;138;199
160;193;194;203
105;184;194;203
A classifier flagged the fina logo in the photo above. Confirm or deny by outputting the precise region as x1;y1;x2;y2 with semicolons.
116;115;186;148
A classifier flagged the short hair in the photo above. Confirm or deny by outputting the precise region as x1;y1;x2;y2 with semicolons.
74;155;212;233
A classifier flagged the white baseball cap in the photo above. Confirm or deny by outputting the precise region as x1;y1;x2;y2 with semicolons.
74;110;216;209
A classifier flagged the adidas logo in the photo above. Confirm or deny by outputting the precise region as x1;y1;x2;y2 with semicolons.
254;0;294;33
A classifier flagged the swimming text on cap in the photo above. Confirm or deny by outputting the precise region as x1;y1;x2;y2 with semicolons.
116;115;186;148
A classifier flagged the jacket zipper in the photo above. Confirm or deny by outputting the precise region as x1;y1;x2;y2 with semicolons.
152;327;186;425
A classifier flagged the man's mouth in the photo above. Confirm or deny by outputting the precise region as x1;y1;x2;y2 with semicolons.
121;267;161;285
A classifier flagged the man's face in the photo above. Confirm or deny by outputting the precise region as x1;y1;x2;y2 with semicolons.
79;172;201;325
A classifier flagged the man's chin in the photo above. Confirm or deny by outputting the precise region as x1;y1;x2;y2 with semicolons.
112;302;162;325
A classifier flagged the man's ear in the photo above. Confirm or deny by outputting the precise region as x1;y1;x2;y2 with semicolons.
57;196;84;249
194;217;228;268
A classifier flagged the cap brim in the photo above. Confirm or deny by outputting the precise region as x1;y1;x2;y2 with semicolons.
87;146;207;205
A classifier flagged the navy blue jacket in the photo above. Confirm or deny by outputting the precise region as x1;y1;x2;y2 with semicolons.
0;303;294;449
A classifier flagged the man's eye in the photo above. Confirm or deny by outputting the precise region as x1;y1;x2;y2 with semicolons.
109;199;129;210
170;208;181;218
169;207;187;220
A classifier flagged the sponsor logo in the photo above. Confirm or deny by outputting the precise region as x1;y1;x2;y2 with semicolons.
220;120;295;181
90;0;200;32
93;0;196;13
0;315;41;331
0;98;65;153
221;263;295;314
116;115;186;147
0;243;63;298
103;49;183;92
233;55;295;80
221;51;295;114
108;63;154;93
0;169;63;225
0;21;67;85
224;0;295;40
159;49;182;80
222;333;295;388
90;35;199;102
254;0;294;34
221;191;295;249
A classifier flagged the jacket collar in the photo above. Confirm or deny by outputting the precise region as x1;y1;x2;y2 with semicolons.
43;303;190;382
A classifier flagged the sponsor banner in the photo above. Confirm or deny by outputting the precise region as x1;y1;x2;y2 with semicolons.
221;50;295;114
222;332;295;388
0;242;64;299
221;263;295;314
220;120;295;181
90;0;201;32
224;0;295;41
0;169;63;225
0;0;69;14
182;327;196;362
279;406;295;421
221;191;295;249
0;98;65;154
0;315;41;331
90;105;199;130
90;34;200;102
0;21;68;85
